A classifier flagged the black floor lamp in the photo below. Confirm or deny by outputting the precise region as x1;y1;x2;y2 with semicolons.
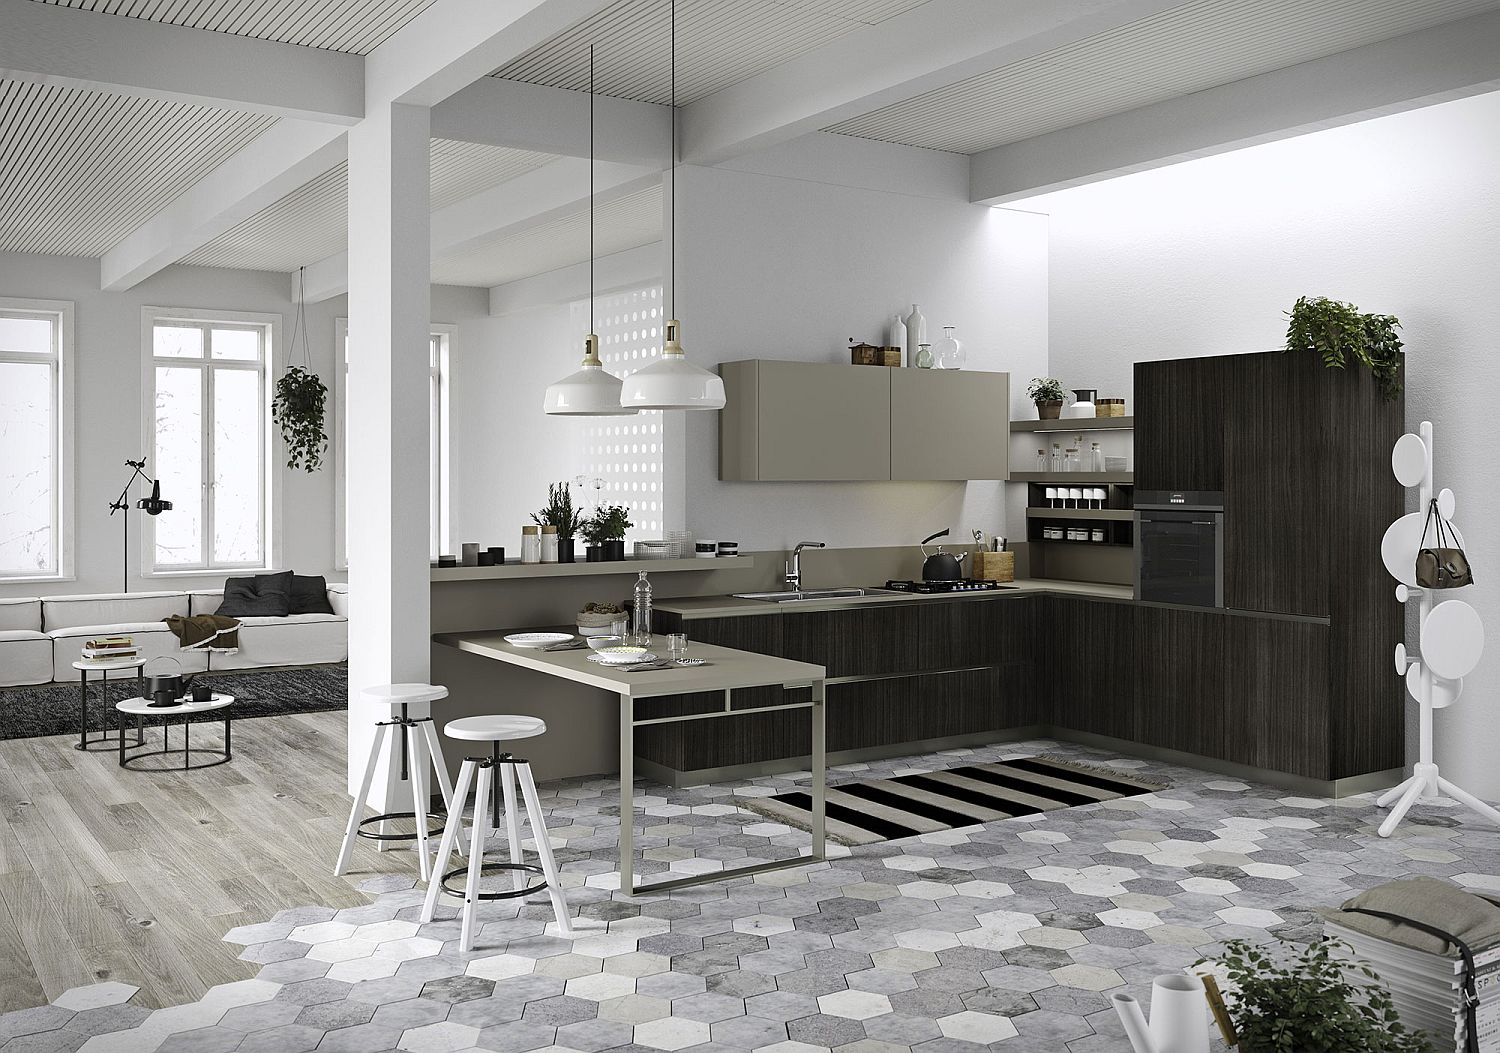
109;458;171;594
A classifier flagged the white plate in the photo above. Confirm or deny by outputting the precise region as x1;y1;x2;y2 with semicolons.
504;632;575;648
588;650;658;666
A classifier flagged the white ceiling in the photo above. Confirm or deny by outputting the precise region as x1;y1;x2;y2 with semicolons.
430;182;662;288
5;0;1499;287
0;79;273;257
827;0;1500;152
180;140;554;271
27;0;439;53
491;0;935;105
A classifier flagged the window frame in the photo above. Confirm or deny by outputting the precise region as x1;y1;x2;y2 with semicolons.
333;319;451;569
0;296;74;582
140;307;280;577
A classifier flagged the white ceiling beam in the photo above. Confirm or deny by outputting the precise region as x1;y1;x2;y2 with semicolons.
489;242;662;316
364;0;613;107
679;0;1188;165
295;158;661;301
100;0;612;290
432;78;670;167
0;0;362;124
101;120;346;291
969;8;1500;205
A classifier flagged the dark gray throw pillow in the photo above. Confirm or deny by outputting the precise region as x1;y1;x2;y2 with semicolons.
215;571;294;618
290;574;335;615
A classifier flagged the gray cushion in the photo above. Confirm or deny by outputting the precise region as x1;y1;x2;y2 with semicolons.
216;571;293;618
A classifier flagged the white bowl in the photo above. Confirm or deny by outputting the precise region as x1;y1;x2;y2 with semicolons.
586;635;626;651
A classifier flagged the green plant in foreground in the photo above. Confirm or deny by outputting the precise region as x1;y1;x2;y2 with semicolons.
1026;377;1066;403
1284;295;1405;401
1204;937;1430;1053
585;504;633;542
532;482;585;538
272;366;329;471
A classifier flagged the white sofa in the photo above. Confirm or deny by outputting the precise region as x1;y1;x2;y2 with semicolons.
0;583;348;687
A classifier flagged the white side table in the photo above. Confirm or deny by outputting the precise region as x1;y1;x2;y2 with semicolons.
115;694;234;771
71;658;147;752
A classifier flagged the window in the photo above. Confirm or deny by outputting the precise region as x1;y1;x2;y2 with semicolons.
144;309;276;572
0;298;73;579
334;321;451;566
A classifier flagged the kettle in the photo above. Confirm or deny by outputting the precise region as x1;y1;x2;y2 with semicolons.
921;529;967;581
144;656;197;708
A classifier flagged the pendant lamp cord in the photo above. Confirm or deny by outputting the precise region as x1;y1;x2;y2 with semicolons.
668;0;675;322
288;266;311;371
589;45;595;336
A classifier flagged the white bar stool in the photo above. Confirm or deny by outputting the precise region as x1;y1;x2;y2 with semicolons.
420;715;572;950
335;683;460;881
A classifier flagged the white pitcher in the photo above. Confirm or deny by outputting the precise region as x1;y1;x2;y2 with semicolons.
1111;974;1210;1053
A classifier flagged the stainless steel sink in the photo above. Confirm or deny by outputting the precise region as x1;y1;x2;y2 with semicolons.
732;588;868;603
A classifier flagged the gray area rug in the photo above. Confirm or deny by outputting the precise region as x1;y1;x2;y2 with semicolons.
745;754;1168;845
0;664;347;741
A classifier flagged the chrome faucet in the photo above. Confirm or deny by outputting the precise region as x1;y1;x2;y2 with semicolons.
785;541;825;592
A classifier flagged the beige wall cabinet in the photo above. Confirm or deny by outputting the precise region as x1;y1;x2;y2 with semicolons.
890;368;1010;480
720;360;1010;482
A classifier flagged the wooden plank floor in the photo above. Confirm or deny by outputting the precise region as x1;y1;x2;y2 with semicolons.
0;710;398;1013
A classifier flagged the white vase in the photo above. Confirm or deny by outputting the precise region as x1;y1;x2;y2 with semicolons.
904;304;925;368
889;313;907;365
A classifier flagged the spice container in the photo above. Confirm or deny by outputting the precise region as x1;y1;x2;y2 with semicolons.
541;524;559;563
521;525;541;564
1091;527;1106;543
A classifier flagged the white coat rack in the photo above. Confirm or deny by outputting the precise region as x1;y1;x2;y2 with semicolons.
1377;420;1498;838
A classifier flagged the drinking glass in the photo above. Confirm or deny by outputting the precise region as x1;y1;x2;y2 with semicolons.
667;633;688;660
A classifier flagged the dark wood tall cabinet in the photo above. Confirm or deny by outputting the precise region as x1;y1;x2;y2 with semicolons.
1134;350;1405;780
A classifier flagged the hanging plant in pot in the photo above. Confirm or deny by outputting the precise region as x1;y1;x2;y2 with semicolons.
272;269;329;471
273;366;329;470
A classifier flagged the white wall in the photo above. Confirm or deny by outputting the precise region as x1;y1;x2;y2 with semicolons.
1030;90;1500;797
672;152;1048;551
0;251;489;598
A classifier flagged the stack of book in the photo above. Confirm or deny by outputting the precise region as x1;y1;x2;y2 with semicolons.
1326;916;1500;1051
79;636;138;663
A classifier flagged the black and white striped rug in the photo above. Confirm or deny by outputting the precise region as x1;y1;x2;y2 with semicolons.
745;755;1167;846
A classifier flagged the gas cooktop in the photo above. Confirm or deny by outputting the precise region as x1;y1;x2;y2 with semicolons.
882;579;1015;593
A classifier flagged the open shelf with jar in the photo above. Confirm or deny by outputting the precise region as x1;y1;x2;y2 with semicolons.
1025;478;1135;549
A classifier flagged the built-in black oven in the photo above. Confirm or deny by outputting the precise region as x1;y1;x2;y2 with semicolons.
1134;490;1224;607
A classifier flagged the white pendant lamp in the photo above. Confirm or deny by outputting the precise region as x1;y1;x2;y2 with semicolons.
618;0;725;412
545;47;633;417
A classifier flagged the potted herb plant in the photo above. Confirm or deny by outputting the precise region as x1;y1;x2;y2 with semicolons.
532;482;584;563
1026;377;1066;420
590;504;633;562
580;513;610;563
1284;295;1405;401
1201;937;1430;1053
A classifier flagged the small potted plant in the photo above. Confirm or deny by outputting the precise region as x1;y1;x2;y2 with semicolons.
532;482;585;563
1283;295;1405;401
272;366;329;470
577;601;626;637
580;513;610;563
1200;936;1430;1053
589;504;633;562
1026;377;1066;420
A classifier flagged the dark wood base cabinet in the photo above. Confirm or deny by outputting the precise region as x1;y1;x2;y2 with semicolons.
651;590;1397;786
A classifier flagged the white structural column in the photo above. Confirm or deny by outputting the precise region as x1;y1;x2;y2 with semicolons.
345;100;433;801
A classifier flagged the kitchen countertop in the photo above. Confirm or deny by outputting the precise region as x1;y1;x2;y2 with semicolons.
655;578;1135;618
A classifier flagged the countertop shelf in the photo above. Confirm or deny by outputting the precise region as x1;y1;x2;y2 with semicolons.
431;556;754;582
1026;508;1135;521
1011;416;1135;432
1011;472;1135;484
